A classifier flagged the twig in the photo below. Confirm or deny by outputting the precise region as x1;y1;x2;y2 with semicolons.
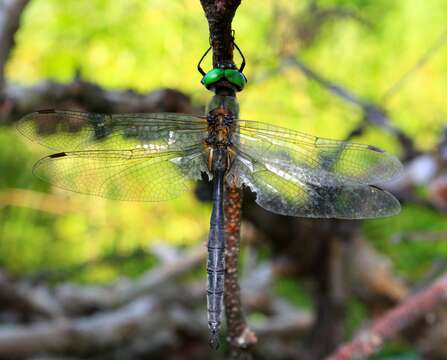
0;271;63;319
0;296;161;359
54;245;206;314
382;27;447;103
284;56;418;159
0;0;30;92
0;270;314;359
312;7;372;29
199;0;241;67
325;273;447;360
2;80;197;122
284;56;362;106
224;185;257;358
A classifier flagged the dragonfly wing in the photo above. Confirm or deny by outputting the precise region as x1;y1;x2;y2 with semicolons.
17;110;207;151
33;147;205;201
234;120;403;186
229;154;400;218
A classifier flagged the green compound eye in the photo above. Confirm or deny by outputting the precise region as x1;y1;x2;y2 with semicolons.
224;69;247;91
201;67;247;91
201;68;225;88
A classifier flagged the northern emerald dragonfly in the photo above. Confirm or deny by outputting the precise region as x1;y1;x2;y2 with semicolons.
17;43;402;349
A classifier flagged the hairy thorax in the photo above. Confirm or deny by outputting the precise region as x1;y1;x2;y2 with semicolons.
205;105;237;173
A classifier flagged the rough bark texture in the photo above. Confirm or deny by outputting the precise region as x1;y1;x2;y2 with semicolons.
200;0;241;67
224;185;257;358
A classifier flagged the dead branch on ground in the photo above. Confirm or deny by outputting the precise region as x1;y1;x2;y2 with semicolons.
326;273;447;360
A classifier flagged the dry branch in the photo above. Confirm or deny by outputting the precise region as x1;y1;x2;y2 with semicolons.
326;273;447;360
224;186;257;355
0;271;63;319
0;0;30;92
199;0;241;67
0;261;315;359
382;27;447;102
54;245;206;314
284;56;418;160
0;296;161;359
2;80;197;122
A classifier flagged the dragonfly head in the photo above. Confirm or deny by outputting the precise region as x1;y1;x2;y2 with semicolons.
200;64;247;92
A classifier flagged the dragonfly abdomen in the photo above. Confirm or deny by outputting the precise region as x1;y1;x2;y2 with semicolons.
206;169;226;349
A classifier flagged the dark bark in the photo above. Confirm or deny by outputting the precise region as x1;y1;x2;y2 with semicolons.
308;239;348;360
1;79;198;123
0;0;30;93
200;0;241;67
224;185;257;358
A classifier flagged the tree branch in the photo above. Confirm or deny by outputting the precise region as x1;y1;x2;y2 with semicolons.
0;296;161;359
0;0;30;93
283;56;419;160
326;273;447;360
1;79;198;122
382;27;447;103
224;186;257;357
54;245;206;314
199;0;241;67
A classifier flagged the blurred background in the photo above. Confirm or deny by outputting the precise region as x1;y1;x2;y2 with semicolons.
0;0;447;359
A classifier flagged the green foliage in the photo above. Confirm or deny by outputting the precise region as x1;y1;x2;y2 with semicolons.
364;205;447;279
0;129;45;190
371;346;420;360
344;300;366;337
274;278;313;309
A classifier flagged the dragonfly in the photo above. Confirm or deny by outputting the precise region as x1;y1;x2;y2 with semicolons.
17;43;403;349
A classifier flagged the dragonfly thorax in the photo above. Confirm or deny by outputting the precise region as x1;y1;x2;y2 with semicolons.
206;146;231;173
205;106;236;173
206;106;235;146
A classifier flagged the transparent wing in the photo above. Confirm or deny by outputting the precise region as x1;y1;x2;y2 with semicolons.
234;120;403;187
17;109;207;151
229;154;400;219
33;146;206;201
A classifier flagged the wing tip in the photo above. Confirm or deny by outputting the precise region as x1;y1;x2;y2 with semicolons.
365;186;402;218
